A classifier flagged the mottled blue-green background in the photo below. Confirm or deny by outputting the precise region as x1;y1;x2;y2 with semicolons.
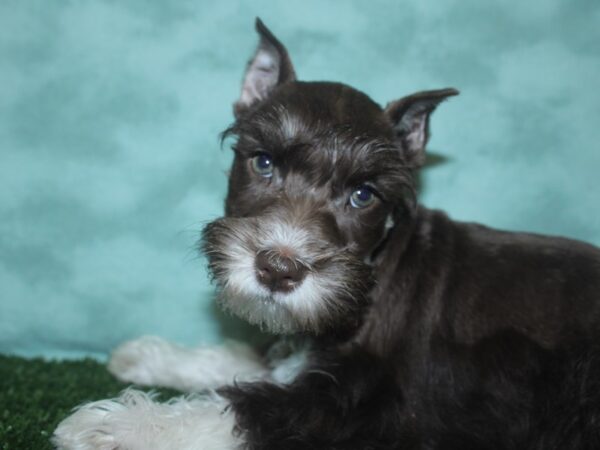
1;1;599;359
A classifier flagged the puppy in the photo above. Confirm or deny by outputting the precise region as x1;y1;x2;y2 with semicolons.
53;19;600;450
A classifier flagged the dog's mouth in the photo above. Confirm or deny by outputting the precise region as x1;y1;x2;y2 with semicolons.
201;217;373;335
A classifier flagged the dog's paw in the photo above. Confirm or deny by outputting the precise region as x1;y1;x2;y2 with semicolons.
108;336;267;391
52;389;242;450
108;335;177;387
52;397;124;450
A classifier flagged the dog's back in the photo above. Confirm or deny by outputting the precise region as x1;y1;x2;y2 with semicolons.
361;206;600;354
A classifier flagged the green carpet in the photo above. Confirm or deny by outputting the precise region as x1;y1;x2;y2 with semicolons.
0;354;178;450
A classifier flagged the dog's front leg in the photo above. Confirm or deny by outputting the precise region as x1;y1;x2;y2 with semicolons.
222;349;407;449
52;388;243;450
108;336;267;392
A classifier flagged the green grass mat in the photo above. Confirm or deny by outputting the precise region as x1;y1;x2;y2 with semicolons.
0;354;178;450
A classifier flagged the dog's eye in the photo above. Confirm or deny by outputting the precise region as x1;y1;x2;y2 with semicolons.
250;153;274;178
350;186;376;209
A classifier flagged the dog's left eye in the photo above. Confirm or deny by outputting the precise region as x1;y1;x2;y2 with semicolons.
250;153;274;178
350;186;376;209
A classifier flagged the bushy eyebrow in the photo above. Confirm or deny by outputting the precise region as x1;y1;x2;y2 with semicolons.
342;142;414;201
226;134;311;162
221;113;310;158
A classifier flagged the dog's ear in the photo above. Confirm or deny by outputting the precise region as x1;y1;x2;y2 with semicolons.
234;18;297;117
385;88;458;166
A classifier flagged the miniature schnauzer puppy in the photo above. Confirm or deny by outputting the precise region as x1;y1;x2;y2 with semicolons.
54;19;600;450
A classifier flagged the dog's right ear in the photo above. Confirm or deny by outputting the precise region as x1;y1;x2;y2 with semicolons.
385;88;459;167
234;18;297;117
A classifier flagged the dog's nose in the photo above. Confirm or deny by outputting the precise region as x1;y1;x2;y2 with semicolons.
255;250;306;293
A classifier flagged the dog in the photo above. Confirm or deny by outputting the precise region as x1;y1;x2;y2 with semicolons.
53;19;600;450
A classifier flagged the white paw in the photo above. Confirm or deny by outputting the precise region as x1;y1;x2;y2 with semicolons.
108;336;177;387
52;396;126;450
108;336;266;392
52;389;242;450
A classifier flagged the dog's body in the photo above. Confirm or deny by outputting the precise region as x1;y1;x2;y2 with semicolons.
54;20;600;450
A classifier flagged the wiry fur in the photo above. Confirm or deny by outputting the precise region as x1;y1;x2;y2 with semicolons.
202;209;373;334
53;389;242;450
54;19;600;450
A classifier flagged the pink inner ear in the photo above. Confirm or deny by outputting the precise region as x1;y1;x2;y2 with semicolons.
404;117;427;154
239;50;280;108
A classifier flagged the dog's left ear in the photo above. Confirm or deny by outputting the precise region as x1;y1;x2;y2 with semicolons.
234;18;297;117
385;88;459;166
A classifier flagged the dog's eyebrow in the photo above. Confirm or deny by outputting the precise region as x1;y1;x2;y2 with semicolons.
227;133;311;160
221;114;314;158
338;138;414;201
339;136;400;174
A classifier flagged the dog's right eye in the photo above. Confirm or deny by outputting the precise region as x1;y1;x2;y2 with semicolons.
250;153;274;178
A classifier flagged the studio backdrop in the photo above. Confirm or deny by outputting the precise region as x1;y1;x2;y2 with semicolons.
1;0;599;359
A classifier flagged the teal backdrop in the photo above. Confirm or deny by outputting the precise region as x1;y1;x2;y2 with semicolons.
1;1;599;359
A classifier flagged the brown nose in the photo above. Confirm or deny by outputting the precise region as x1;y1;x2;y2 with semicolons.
255;250;307;293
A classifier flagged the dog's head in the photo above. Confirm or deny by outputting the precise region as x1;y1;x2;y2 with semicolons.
202;19;457;336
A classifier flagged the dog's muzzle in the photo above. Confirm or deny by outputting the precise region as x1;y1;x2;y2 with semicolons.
201;215;373;335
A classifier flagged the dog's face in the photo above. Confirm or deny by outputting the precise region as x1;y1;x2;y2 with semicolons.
203;20;457;335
